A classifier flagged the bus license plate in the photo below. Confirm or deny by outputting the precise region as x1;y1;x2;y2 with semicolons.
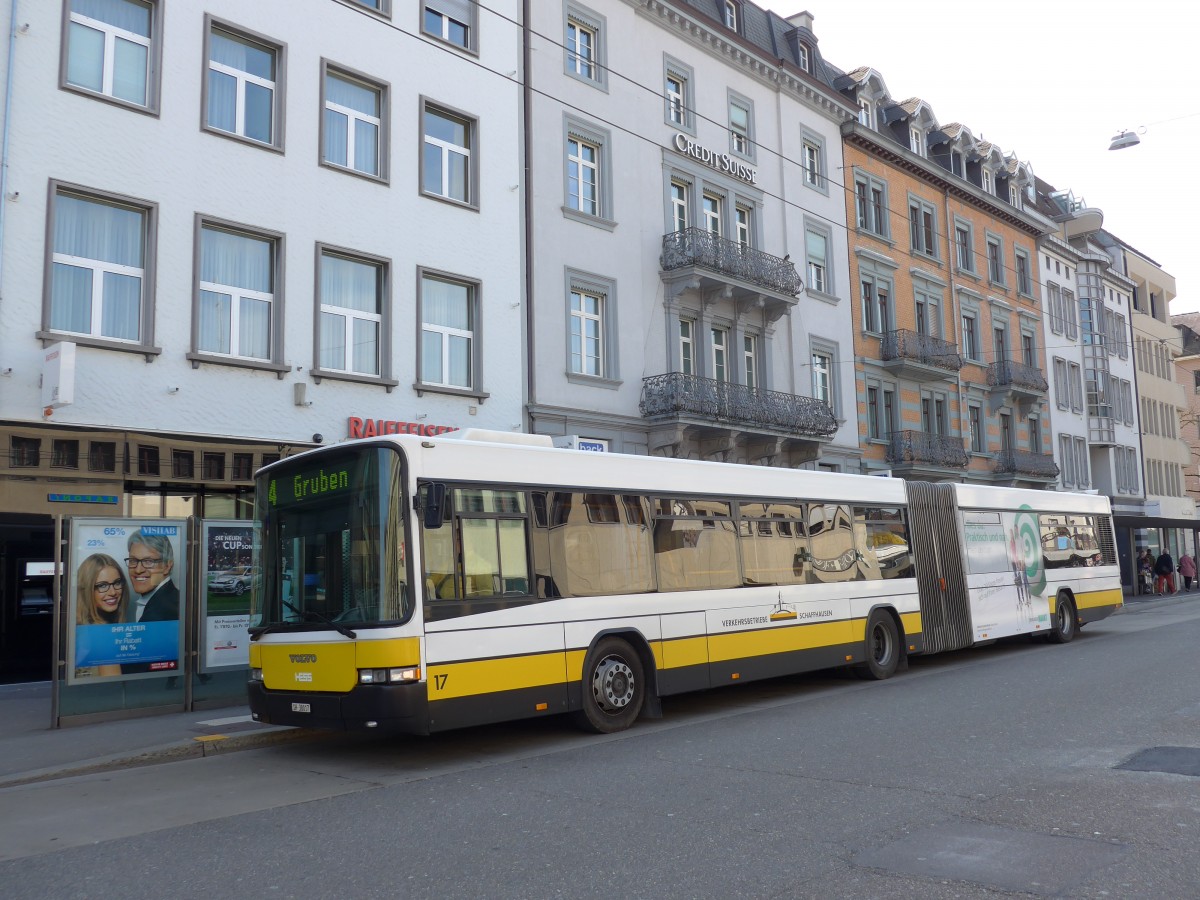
291;702;311;713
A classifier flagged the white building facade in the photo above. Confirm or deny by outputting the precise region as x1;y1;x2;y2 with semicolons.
523;0;861;470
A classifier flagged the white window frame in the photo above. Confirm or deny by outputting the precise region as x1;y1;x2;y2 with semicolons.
670;180;689;234
62;0;161;112
422;1;475;52
728;91;754;161
743;333;758;389
418;268;481;394
568;136;600;217
663;56;694;133
315;245;392;384
421;98;476;207
724;0;738;31
854;172;888;237
565;4;607;89
735;205;751;248
44;182;157;353
800;129;826;192
702;192;722;236
711;326;728;383
563;117;613;227
193;218;282;367
909;126;924;156
811;346;835;411
954;221;973;272
203;18;284;150
1063;289;1078;339
566;269;619;386
805;224;831;296
321;62;387;182
1059;434;1075;488
679;319;694;376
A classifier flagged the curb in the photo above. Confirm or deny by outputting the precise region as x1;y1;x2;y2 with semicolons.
0;725;320;790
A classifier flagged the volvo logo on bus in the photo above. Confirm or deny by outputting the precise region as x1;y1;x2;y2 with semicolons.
289;653;317;664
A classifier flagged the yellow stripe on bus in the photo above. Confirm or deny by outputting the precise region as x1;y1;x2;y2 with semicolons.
356;638;421;668
428;652;568;700
710;619;855;662
1072;587;1123;611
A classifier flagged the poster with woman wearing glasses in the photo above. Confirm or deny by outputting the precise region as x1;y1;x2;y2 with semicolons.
68;519;187;683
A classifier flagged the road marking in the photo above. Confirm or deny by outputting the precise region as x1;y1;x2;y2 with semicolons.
197;715;253;727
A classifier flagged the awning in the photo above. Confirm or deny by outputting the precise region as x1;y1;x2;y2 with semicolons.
1113;515;1200;531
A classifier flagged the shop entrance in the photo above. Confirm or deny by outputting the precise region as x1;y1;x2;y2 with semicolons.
0;515;56;683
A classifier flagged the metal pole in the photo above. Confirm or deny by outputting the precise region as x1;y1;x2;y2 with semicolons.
49;514;62;728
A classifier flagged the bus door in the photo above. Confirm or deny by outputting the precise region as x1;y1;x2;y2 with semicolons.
904;482;972;653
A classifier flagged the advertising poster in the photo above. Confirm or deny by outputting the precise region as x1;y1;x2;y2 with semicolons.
962;508;1050;641
201;521;258;671
68;518;187;684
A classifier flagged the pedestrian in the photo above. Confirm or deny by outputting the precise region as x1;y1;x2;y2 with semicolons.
1137;549;1154;594
1154;549;1176;595
1179;551;1196;592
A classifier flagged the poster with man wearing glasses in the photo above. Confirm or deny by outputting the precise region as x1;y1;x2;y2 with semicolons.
67;518;187;684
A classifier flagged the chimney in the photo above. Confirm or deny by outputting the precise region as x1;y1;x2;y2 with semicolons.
786;11;815;33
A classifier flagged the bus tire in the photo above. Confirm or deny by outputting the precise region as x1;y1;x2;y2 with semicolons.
573;637;645;734
858;611;900;680
1049;594;1077;644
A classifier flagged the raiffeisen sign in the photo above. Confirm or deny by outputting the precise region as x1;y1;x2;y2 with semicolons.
673;134;757;184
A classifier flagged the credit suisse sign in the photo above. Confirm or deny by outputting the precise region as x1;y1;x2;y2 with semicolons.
673;133;757;184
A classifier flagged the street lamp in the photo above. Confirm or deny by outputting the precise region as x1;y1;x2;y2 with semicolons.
1108;130;1141;151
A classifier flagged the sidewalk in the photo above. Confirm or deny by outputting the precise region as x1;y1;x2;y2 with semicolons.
0;681;313;789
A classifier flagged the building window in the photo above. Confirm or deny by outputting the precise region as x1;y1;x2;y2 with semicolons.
1053;357;1068;410
670;180;689;233
955;222;973;272
801;131;825;190
663;57;693;130
866;386;881;440
196;221;279;364
735;205;752;247
679;319;694;376
854;173;888;237
728;93;753;159
352;0;391;14
1059;434;1074;488
1068;362;1083;412
422;100;475;207
47;184;154;348
63;0;160;111
914;288;940;337
89;441;116;472
1047;283;1062;334
909;197;937;258
1029;415;1041;451
857;98;873;128
1074;437;1089;488
317;248;386;378
1114;313;1128;358
232;453;254;480
806;227;828;294
322;65;386;180
570;288;604;377
710;327;728;382
812;348;834;410
909;126;924;156
999;413;1013;451
961;312;979;361
723;1;739;31
1062;289;1078;339
1015;248;1032;297
982;169;993;194
11;437;41;467
563;118;612;225
986;236;1004;285
969;405;983;452
172;449;194;479
204;452;226;480
204;20;283;149
743;335;758;389
423;1;473;50
860;276;892;334
1021;332;1036;367
565;5;606;88
137;444;160;476
883;388;897;436
419;271;478;390
701;193;723;236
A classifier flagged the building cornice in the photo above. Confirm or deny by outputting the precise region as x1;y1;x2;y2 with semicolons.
842;122;1052;239
630;0;857;123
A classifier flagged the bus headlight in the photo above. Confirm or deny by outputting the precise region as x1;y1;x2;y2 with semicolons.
249;668;264;682
358;667;421;684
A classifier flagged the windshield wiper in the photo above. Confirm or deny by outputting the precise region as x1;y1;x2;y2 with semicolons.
251;600;357;640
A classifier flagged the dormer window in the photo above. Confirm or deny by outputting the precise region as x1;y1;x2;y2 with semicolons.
797;44;809;72
724;1;738;31
1009;185;1019;206
909;126;924;157
858;98;873;129
951;150;963;176
982;169;992;194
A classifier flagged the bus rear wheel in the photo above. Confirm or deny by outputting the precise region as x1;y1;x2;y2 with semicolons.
574;637;645;734
857;611;900;680
1049;594;1077;644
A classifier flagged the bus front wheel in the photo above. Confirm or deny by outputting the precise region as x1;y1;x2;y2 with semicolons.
858;611;900;680
574;637;645;734
1049;594;1077;644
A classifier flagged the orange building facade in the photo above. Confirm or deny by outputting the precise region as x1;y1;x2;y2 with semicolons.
833;73;1058;485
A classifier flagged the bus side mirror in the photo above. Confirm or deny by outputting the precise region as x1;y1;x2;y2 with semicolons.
422;483;446;530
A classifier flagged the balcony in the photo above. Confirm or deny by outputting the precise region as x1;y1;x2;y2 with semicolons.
992;449;1060;481
660;228;802;319
881;329;963;382
886;430;969;471
987;359;1048;412
640;372;837;464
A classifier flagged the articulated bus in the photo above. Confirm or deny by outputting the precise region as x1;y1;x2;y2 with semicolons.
247;430;1122;735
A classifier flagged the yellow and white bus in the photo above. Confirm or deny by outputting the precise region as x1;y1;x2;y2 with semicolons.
247;430;1122;734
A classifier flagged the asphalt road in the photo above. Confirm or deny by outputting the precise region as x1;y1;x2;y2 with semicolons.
1;601;1198;899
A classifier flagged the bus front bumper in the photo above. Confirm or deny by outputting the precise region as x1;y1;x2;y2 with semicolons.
247;681;430;734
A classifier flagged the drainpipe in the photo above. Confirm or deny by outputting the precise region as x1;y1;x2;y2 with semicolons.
521;0;535;434
0;0;22;320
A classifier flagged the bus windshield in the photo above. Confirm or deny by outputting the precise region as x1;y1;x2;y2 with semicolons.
251;445;410;632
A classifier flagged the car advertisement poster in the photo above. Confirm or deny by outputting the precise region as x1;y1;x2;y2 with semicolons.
962;508;1050;641
67;518;187;684
201;521;258;671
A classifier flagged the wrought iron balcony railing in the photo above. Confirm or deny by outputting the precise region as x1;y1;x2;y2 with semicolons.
886;430;969;469
881;329;963;371
640;373;837;438
660;228;803;296
993;449;1061;479
987;359;1049;392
